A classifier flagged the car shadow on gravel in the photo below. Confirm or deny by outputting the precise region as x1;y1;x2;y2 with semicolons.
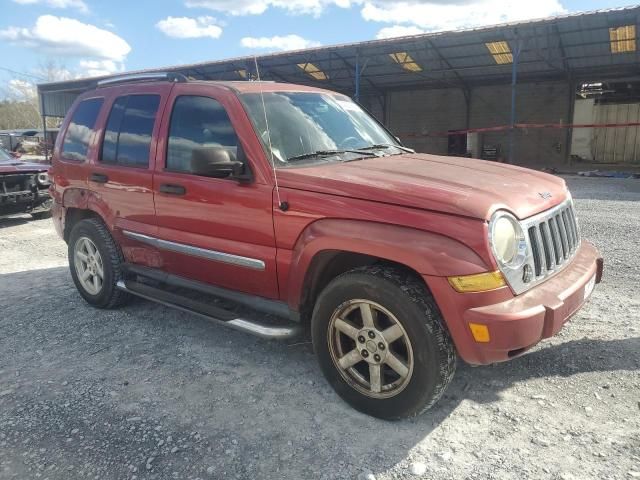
447;336;640;405
2;266;639;479
0;216;30;229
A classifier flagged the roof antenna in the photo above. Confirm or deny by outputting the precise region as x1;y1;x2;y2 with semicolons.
254;56;288;212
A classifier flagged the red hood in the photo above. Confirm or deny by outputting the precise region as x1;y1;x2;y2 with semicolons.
0;161;48;174
277;153;569;220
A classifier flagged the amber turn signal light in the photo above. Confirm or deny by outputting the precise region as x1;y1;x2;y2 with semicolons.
447;271;506;293
469;323;491;343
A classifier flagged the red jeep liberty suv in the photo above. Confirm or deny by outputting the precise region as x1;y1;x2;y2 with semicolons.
50;73;603;419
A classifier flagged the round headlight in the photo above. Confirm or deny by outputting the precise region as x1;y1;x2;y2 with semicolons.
490;212;526;267
36;172;49;185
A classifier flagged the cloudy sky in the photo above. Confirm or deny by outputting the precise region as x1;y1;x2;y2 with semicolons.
0;0;637;95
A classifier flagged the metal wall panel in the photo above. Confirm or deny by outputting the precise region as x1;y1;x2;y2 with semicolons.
592;103;640;164
571;98;596;161
40;92;80;118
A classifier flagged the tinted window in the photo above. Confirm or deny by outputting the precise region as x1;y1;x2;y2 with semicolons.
62;98;103;161
101;97;126;164
101;94;160;167
167;96;238;173
0;146;13;162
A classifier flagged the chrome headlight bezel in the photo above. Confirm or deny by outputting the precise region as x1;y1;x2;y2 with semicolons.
488;210;529;270
36;172;50;185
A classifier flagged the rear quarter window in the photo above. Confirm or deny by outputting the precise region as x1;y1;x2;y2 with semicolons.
61;97;104;161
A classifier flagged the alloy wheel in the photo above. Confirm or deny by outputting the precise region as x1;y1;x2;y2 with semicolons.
74;236;104;295
327;299;414;399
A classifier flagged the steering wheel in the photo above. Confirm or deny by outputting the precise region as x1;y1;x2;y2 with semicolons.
339;136;360;149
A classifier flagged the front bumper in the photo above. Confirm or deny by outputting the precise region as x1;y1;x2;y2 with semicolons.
426;240;603;365
0;188;51;218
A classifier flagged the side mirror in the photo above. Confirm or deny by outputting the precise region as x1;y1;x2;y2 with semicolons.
190;147;244;179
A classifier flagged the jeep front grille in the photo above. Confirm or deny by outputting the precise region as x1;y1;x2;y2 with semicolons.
525;201;580;279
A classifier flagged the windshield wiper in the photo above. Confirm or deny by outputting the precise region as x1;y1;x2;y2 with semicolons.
286;149;378;163
359;143;415;153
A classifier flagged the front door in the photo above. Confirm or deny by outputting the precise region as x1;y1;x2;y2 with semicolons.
152;84;278;299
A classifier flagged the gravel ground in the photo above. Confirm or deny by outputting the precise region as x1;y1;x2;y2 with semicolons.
0;176;638;480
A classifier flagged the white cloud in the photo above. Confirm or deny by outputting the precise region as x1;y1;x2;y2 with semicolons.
184;0;567;30
186;0;354;16
376;25;424;39
12;0;88;14
3;62;108;95
78;59;124;77
361;0;567;31
156;16;223;39
240;34;321;51
7;79;37;99
0;15;131;61
34;62;75;82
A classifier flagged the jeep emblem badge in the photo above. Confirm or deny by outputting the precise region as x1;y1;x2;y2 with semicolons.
538;192;553;199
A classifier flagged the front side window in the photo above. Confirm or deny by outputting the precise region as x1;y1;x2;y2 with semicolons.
62;98;103;161
0;146;13;162
166;96;238;173
240;92;400;167
101;94;160;167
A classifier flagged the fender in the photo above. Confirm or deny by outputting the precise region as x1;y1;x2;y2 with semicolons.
60;188;117;234
286;218;491;310
60;186;162;268
62;187;89;210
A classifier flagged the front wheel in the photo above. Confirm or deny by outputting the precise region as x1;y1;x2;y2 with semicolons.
311;265;456;420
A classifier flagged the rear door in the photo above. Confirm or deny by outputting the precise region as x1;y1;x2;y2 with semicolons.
51;96;104;207
88;84;171;266
152;83;278;299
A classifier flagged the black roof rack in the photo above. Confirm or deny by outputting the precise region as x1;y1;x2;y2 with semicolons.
96;72;188;88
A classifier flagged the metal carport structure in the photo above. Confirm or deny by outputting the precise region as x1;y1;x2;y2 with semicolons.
38;6;640;165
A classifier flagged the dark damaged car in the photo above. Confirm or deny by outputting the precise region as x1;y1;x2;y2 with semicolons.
0;146;52;220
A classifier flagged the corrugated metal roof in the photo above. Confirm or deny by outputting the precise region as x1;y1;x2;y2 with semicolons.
38;6;640;116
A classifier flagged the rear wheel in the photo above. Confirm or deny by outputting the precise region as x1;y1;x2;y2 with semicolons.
312;265;456;420
68;218;129;309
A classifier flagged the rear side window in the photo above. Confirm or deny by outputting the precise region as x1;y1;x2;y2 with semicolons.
166;96;238;173
101;94;160;167
62;98;103;161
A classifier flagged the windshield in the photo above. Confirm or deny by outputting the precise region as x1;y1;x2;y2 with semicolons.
240;92;401;166
0;147;14;162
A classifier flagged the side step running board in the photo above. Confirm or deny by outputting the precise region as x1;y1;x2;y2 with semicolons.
121;263;297;321
116;280;302;340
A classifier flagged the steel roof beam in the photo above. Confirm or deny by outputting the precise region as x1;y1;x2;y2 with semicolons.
425;38;471;97
331;50;385;97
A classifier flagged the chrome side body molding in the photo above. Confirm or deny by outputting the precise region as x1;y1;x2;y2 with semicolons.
123;230;266;271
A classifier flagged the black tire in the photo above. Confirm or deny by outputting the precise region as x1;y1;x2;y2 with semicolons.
31;210;52;220
68;217;129;309
311;265;456;420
